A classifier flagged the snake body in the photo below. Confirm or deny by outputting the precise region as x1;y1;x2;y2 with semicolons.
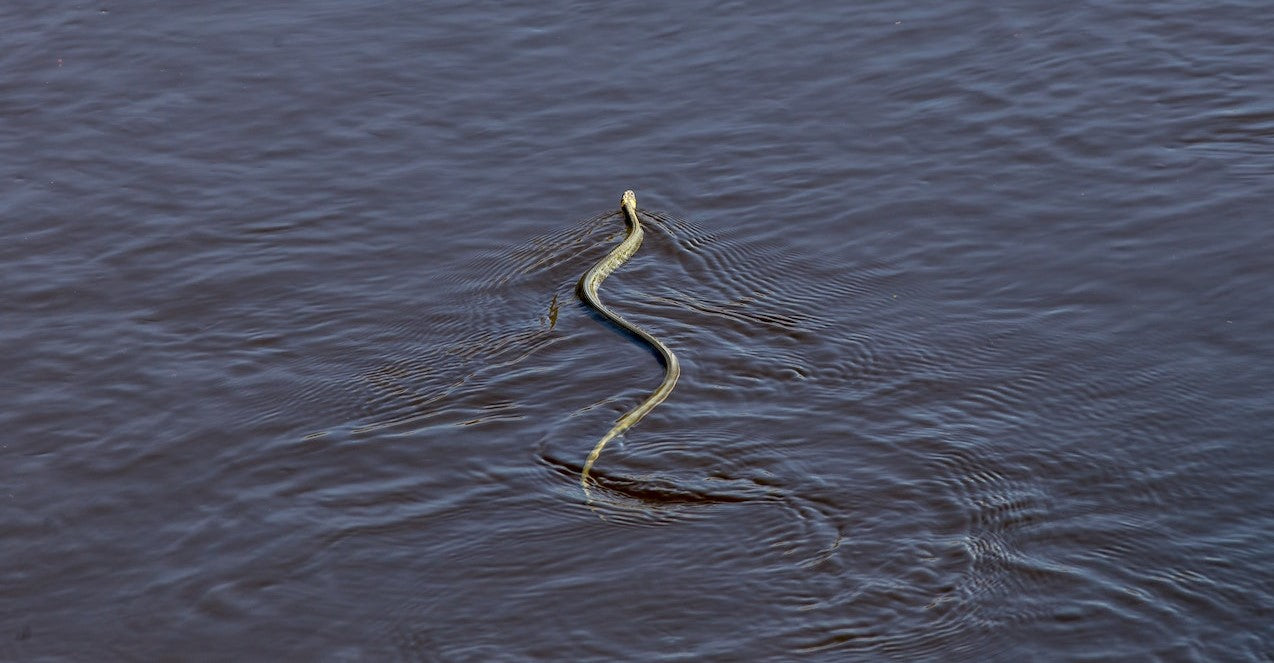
578;190;680;495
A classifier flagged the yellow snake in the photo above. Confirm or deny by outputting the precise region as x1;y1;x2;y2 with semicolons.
578;190;680;496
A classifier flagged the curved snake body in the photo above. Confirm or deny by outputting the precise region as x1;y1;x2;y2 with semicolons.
577;190;680;495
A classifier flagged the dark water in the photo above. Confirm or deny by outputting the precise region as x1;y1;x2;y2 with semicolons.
4;2;1273;660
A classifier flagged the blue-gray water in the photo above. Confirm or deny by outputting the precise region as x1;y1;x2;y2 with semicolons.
3;2;1273;660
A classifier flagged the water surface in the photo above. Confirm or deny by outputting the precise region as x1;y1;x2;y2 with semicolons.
3;2;1273;660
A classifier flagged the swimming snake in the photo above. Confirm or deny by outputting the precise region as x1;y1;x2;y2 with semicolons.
577;190;680;497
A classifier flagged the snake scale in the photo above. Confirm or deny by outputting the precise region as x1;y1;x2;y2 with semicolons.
577;190;680;497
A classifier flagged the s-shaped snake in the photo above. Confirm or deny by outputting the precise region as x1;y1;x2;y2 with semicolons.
577;190;680;497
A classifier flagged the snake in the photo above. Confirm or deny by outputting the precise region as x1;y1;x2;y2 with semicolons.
577;190;680;497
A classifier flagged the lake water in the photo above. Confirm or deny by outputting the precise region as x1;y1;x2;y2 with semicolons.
3;2;1273;660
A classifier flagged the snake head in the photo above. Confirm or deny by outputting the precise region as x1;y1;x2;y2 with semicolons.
621;190;637;213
